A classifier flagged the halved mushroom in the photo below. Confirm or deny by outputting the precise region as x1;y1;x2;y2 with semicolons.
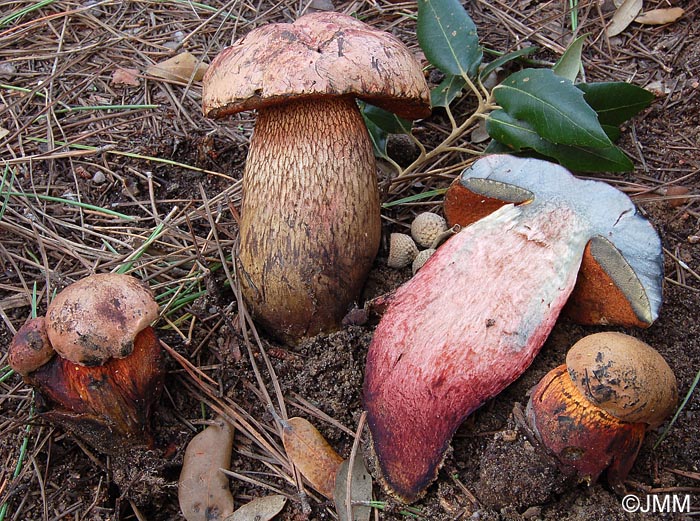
8;273;165;454
526;332;677;492
202;12;430;342
363;155;664;502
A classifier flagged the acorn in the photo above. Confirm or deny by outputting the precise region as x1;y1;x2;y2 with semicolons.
387;233;419;269
412;248;436;275
526;332;677;492
410;212;447;248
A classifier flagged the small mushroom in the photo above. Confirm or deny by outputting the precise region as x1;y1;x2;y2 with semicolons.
411;212;447;248
8;317;54;376
363;155;663;502
45;273;160;365
202;12;430;342
8;274;165;454
387;233;419;269
526;332;677;492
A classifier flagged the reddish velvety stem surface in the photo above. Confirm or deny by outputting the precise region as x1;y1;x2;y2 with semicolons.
363;203;589;502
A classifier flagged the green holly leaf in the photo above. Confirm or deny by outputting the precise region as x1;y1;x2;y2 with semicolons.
360;103;412;135
362;116;390;160
577;82;655;126
552;34;587;82
479;46;537;82
486;109;633;172
493;68;613;148
417;0;482;78
430;75;467;108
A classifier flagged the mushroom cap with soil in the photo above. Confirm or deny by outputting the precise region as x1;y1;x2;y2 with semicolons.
565;332;677;427
363;155;664;502
526;332;677;491
45;273;159;366
202;12;430;342
8;274;165;454
8;317;54;376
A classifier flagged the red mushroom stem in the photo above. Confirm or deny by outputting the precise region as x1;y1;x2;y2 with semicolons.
25;326;165;453
364;202;587;501
363;155;663;502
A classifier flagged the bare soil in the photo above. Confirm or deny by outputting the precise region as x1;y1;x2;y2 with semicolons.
0;1;698;520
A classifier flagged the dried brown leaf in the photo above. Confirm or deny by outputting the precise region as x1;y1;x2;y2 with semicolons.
607;0;643;37
111;67;140;87
282;417;343;499
147;52;208;83
225;495;287;521
635;8;684;25
179;417;235;521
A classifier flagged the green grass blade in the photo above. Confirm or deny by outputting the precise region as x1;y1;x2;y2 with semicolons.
24;137;229;179
382;188;447;209
653;368;700;450
0;0;55;28
1;190;135;220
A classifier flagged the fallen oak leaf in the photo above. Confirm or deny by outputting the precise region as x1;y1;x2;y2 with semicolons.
111;67;140;87
635;7;684;25
606;0;643;37
147;51;208;82
281;417;343;499
225;494;287;521
334;456;372;521
179;416;235;521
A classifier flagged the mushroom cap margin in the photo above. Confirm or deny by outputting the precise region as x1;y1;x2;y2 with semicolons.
202;11;431;120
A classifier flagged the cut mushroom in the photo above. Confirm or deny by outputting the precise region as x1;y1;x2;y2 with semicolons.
363;155;663;502
527;332;677;492
8;274;165;454
202;12;430;342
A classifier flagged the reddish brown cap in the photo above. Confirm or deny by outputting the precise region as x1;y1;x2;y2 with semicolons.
202;12;430;120
45;274;159;366
8;317;55;376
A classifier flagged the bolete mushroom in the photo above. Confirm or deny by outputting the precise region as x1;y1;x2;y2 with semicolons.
526;332;677;492
363;155;663;502
8;273;165;454
202;12;430;342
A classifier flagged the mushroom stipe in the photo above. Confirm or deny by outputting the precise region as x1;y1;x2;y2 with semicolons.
202;12;430;342
363;155;664;502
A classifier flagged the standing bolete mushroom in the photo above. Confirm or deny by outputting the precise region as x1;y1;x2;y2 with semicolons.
202;12;430;342
363;155;663;502
526;332;677;492
8;273;165;454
